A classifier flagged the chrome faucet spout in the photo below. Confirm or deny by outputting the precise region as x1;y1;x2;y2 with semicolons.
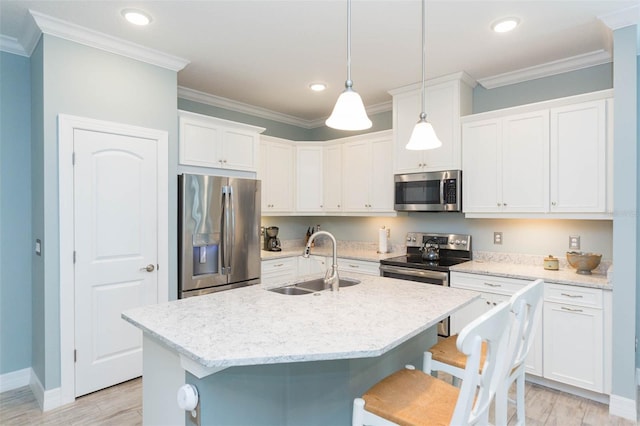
303;230;339;291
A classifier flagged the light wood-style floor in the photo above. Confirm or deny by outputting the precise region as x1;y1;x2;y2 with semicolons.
0;376;637;425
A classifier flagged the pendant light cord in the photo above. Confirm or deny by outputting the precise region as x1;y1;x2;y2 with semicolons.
346;0;352;85
420;0;426;116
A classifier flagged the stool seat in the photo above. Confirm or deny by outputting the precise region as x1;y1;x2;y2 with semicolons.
363;368;459;426
430;335;486;371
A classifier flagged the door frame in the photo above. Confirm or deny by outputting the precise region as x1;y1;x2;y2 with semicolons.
58;114;169;405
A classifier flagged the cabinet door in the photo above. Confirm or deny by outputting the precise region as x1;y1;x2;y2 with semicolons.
501;111;549;212
369;137;394;211
543;301;603;391
261;258;297;286
260;139;294;214
524;312;544;377
462;119;501;212
423;82;459;171
550;100;607;212
450;291;488;335
221;128;258;172
296;145;324;212
342;140;371;212
393;90;425;173
323;144;343;212
179;118;221;167
297;255;327;277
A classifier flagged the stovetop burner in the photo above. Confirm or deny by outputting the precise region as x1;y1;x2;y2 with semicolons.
380;232;472;272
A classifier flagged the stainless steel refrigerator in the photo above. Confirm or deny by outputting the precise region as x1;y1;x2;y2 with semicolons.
178;174;261;298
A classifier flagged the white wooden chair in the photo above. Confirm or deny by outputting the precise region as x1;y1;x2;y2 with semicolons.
352;300;513;426
424;279;544;426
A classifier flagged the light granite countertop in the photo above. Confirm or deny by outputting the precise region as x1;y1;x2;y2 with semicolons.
451;260;611;290
260;246;398;262
122;273;478;370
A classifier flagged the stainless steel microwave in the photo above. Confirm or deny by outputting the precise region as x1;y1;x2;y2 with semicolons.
394;170;462;212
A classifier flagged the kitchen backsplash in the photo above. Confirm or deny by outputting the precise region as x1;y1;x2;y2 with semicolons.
473;251;611;275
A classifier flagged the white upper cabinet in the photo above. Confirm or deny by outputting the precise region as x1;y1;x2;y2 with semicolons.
323;143;343;213
259;136;295;214
462;111;549;213
296;144;324;213
341;131;394;214
550;100;607;213
390;73;474;173
178;110;264;172
461;90;612;218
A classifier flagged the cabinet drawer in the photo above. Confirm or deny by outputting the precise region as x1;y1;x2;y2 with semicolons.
337;258;380;276
261;257;296;273
450;272;530;295
545;283;603;308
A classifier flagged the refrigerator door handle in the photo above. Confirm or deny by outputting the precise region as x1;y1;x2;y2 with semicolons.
227;185;235;274
220;185;230;275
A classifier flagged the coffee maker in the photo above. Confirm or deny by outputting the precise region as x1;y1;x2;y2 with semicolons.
264;226;281;251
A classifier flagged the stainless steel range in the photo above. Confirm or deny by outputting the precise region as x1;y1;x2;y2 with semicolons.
379;232;472;337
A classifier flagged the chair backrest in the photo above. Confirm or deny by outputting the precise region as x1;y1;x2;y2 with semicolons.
450;301;512;425
507;279;544;371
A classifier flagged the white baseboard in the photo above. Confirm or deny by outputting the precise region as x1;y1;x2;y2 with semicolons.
0;368;31;393
29;370;63;412
609;394;638;422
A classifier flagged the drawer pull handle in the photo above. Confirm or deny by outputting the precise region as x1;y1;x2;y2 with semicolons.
273;263;283;267
349;264;359;268
560;293;583;298
484;282;501;287
561;306;583;313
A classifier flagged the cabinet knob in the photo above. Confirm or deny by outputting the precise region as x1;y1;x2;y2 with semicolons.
497;202;502;207
552;201;557;206
503;203;508;207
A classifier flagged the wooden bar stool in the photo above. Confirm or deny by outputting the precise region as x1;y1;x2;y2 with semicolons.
352;300;513;426
424;279;544;426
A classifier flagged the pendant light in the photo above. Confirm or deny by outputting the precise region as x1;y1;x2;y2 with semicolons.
326;0;372;131
405;0;442;150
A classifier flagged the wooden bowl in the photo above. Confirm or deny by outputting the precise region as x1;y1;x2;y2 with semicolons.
566;252;602;275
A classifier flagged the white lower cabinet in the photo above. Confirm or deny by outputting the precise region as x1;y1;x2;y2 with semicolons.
260;257;297;286
297;255;327;277
542;284;604;392
450;272;609;393
337;258;380;276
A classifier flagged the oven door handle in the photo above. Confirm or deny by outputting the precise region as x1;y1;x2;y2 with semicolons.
379;265;449;285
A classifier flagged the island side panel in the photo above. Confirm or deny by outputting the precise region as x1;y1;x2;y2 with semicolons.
186;326;436;425
143;335;186;426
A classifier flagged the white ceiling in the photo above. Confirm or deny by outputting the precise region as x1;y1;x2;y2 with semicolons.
0;1;636;126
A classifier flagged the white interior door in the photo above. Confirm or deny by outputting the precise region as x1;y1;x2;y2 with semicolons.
73;129;158;397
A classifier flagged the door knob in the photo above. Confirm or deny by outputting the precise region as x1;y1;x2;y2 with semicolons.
141;264;155;272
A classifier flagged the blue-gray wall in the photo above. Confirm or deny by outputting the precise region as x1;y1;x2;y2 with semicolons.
0;52;32;375
30;34;179;389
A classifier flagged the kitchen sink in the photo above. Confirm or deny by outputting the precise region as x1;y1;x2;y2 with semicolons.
268;277;361;295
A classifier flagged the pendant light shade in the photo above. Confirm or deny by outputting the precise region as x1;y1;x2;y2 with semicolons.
326;0;372;131
405;0;441;150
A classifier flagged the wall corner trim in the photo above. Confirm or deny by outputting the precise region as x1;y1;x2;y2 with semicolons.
29;369;63;412
29;9;189;71
609;393;638;422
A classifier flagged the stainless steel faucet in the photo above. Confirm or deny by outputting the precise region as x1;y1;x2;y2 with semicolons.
303;230;339;291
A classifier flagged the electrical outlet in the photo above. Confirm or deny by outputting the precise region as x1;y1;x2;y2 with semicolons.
569;235;581;250
493;232;503;245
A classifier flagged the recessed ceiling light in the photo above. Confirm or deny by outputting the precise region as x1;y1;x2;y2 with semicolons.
492;17;519;33
122;9;152;26
309;82;327;92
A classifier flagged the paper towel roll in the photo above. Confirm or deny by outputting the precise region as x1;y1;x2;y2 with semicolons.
378;228;388;253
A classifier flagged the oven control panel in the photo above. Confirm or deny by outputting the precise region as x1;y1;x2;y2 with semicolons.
405;232;471;251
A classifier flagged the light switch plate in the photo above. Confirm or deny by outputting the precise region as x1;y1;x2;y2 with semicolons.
569;235;580;250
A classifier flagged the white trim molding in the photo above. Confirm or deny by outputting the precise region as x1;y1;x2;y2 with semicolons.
58;114;170;408
599;4;640;31
29;10;189;71
477;50;612;89
609;393;638;422
0;368;31;393
178;85;392;130
29;369;62;412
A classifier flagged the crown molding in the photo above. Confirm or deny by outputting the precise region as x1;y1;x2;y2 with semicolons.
599;4;640;31
0;35;28;57
477;50;612;89
29;10;189;71
178;85;392;129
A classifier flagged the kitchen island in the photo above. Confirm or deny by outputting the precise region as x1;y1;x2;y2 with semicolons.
122;273;478;426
